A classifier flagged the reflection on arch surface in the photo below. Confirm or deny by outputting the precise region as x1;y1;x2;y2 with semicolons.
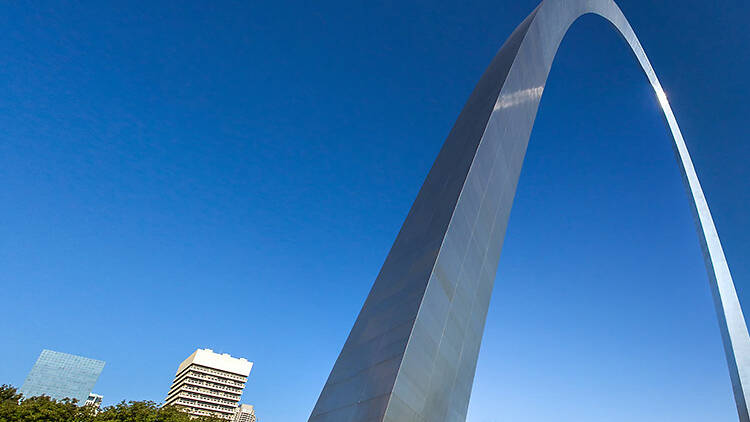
308;0;750;421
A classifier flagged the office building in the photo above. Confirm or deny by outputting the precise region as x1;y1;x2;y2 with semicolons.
232;404;256;422
85;393;103;408
165;348;253;419
20;349;105;404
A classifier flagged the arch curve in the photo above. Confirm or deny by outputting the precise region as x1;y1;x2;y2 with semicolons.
308;1;750;421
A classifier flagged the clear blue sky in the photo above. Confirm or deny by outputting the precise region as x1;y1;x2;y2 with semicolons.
1;0;748;421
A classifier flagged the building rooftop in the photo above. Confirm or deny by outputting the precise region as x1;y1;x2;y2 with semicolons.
176;348;253;377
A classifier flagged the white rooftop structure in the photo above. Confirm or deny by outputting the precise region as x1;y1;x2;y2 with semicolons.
176;348;253;377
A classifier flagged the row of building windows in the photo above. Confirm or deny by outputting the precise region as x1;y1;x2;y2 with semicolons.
176;390;237;407
189;365;248;382
186;371;245;388
173;366;247;388
169;377;243;398
181;384;241;401
174;397;234;414
172;370;245;391
179;376;243;394
185;408;233;421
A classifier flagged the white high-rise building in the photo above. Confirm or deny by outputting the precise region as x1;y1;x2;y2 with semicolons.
232;404;257;422
85;393;103;408
165;349;253;420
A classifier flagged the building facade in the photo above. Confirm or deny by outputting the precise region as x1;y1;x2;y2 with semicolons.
20;350;105;404
85;393;103;408
232;404;256;422
165;349;253;420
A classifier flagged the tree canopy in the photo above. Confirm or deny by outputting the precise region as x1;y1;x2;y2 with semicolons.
0;385;223;422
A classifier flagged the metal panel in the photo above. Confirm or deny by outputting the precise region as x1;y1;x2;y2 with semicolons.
308;1;750;421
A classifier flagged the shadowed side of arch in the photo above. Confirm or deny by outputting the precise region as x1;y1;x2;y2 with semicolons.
307;1;750;421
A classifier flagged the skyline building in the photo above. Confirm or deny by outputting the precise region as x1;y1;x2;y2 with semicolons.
232;404;257;422
165;348;253;420
20;349;105;404
85;393;103;408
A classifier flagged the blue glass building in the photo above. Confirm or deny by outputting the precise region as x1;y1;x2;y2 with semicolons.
20;349;105;403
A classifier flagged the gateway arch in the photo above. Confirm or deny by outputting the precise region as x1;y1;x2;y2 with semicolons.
308;0;750;421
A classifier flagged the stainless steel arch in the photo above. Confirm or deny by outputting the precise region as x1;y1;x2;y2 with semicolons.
308;0;750;421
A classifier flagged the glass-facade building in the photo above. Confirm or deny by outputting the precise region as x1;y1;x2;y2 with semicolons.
20;349;105;403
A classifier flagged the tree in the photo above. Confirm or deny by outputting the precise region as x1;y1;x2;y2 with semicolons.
0;385;223;422
95;400;220;422
0;385;21;403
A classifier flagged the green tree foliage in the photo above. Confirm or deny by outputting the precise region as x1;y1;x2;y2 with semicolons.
0;385;223;422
